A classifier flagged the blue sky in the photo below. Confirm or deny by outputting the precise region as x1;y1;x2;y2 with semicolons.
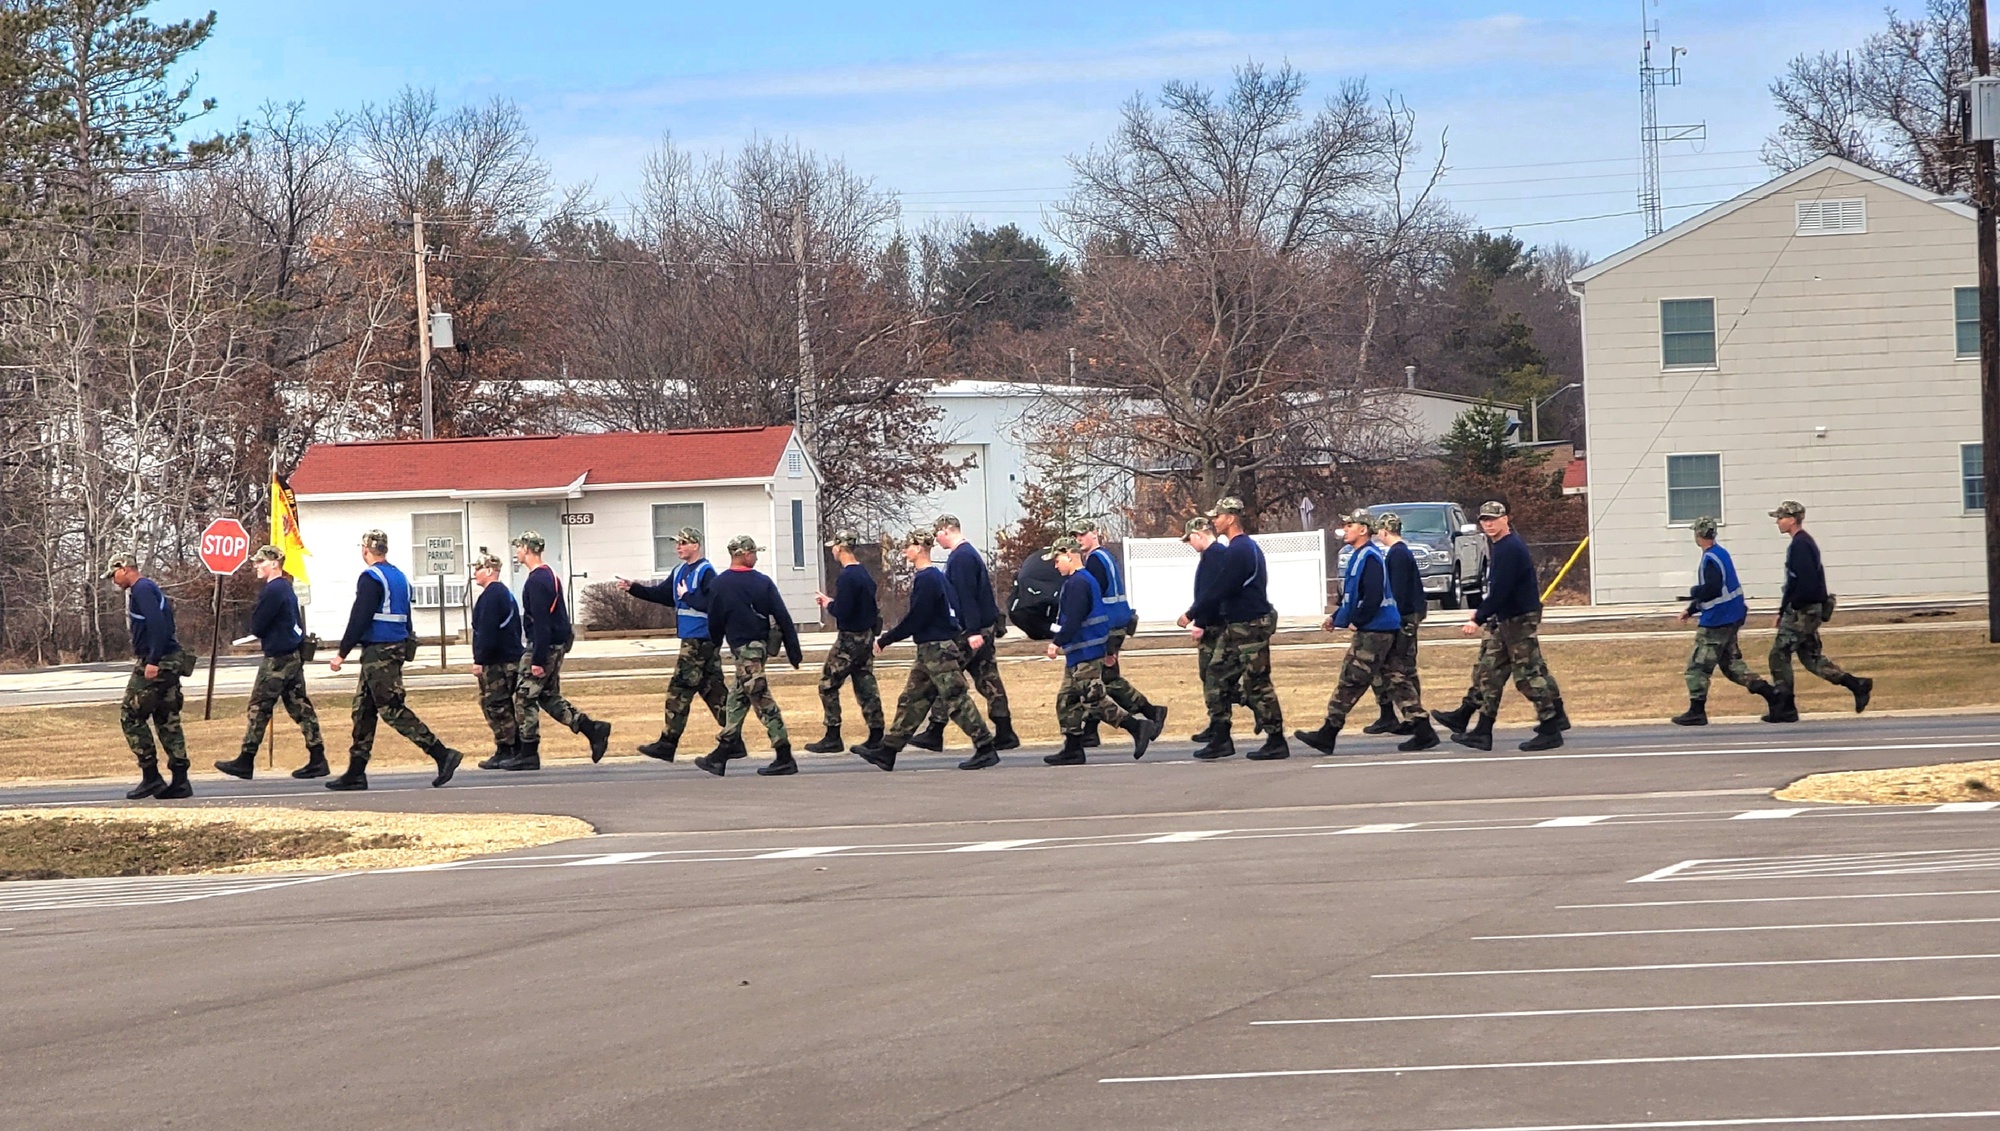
170;0;1888;258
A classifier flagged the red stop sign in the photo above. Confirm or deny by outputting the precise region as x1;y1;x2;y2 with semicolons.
199;518;252;575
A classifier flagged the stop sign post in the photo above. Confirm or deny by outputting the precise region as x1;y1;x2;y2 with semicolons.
199;518;251;720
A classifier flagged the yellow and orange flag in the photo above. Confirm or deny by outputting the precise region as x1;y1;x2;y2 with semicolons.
270;473;310;587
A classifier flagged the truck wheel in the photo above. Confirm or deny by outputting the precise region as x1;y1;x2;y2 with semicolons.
1439;580;1461;611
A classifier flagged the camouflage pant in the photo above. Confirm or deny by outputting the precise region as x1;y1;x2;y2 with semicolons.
1209;613;1282;731
1195;624;1227;718
720;639;788;748
1099;625;1154;715
1057;659;1136;734
820;629;884;731
350;642;441;762
477;660;523;746
1770;605;1849;692
664;637;728;742
1327;629;1421;729
239;651;323;759
1685;621;1756;697
885;639;992;747
1463;612;1561;721
516;644;588;745
1372;617;1425;719
925;627;1010;726
121;654;190;769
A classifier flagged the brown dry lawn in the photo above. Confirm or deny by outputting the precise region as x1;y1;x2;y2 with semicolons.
7;625;1998;784
1777;762;2000;806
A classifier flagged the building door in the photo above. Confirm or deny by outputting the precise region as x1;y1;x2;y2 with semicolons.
507;503;565;592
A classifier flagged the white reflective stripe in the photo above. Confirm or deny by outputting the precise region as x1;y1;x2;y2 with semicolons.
1698;586;1744;611
374;614;409;623
678;610;708;620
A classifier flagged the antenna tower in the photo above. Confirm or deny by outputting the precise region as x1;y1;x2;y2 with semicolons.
1639;4;1706;237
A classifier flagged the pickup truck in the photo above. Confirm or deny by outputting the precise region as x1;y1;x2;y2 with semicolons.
1333;501;1489;611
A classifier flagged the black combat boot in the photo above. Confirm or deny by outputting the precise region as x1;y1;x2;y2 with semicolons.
1451;713;1495;751
213;751;257;780
157;762;193;799
1431;697;1478;735
1762;689;1799;724
1397;716;1442;752
855;740;899;771
584;718;613;763
1551;698;1573;731
1842;675;1874;714
1148;704;1169;732
427;742;464;787
637;733;678;762
501;739;541;772
693;750;728;776
958;742;1001;770
804;726;844;754
1360;702;1399;735
756;743;798;776
1671;697;1708;727
1190;721;1215;743
1044;734;1087;766
1192;722;1235;760
1293;722;1340;756
848;726;884;756
1519;717;1565;751
1123;713;1160;760
1246;732;1290;760
907;719;948;752
991;717;1021;751
478;743;514;770
325;760;369;791
292;744;329;779
125;759;166;800
1080;719;1102;748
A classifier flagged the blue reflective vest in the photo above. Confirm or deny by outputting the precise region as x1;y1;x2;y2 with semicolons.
672;560;715;641
363;561;414;643
1697;544;1748;628
1086;546;1129;619
1337;542;1402;632
1058;571;1113;665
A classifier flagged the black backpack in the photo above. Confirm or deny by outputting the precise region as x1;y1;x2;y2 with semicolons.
1007;550;1065;641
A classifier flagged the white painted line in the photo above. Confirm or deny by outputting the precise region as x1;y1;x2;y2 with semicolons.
1388;1112;2000;1130
1097;1045;2000;1084
1731;809;1808;820
1139;830;1232;843
558;852;665;867
1534;815;1615;827
1335;823;1417;835
750;846;856;859
1252;994;2000;1026
1374;953;2000;979
1630;859;1705;883
1564;889;2000;909
1475;917;2000;940
1313;739;2000;770
949;839;1046;853
1934;802;2000;812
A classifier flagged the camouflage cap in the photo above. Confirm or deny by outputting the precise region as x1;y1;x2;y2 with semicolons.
824;528;862;550
102;553;139;579
1769;500;1806;520
1341;507;1376;529
360;529;390;553
1375;511;1403;534
726;534;765;556
1180;515;1213;542
674;526;703;545
251;544;286;565
1066;517;1100;536
1206;496;1246;517
1477;500;1509;519
932;513;961;531
902;527;936;549
472;551;504;573
511;530;547;553
1041;534;1085;560
1689;515;1719;539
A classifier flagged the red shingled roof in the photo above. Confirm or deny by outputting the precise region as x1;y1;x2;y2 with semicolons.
1562;455;1587;494
291;428;797;496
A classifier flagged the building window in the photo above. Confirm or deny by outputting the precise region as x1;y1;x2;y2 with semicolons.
1967;443;1987;513
1795;198;1866;235
1661;299;1716;368
1956;287;1981;359
786;450;804;479
651;502;705;573
1666;453;1722;524
791;498;806;568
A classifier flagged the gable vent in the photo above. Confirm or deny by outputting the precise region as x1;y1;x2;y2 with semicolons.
1795;198;1866;236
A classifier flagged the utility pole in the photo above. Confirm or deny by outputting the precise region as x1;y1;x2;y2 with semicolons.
412;211;434;440
1637;4;1704;238
1977;0;2000;643
793;204;817;451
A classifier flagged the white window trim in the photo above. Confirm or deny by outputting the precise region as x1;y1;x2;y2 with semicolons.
1659;296;1719;372
1664;451;1725;527
1964;441;1988;515
1955;286;1982;361
650;501;708;573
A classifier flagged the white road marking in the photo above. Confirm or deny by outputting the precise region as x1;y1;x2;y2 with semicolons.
1335;823;1416;834
1475;917;2000;940
752;846;857;859
1139;830;1232;843
1534;815;1614;827
1731;809;1808;820
1563;889;2000;909
949;839;1046;852
558;852;665;866
1631;859;1704;882
1934;801;2000;812
0;873;341;913
1373;953;2000;979
1251;994;2000;1026
1096;1045;2000;1084
1388;1112;2000;1130
1312;739;2000;770
1634;848;2000;882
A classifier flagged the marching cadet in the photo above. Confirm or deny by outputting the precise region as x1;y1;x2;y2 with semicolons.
495;532;612;771
1175;516;1229;742
694;535;803;777
1187;497;1287;761
1431;501;1569;752
619;527;727;762
468;552;527;768
105;554;198;799
215;545;327;781
1295;512;1438;755
1765;501;1872;722
853;528;998;772
808;529;884;755
908;514;1019;752
1043;536;1162;765
1363;513;1427;738
325;530;463;791
1070;519;1166;745
1672;517;1780;726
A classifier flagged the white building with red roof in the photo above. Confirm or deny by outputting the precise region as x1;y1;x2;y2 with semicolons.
288;427;822;635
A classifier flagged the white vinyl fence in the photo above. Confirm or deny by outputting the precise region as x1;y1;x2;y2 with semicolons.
1124;530;1328;624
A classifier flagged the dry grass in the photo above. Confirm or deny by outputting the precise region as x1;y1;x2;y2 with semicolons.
1776;761;2000;806
6;627;1997;782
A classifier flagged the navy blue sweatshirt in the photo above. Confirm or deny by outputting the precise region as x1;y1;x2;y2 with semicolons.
708;566;802;664
339;571;383;658
520;564;574;668
825;563;879;633
1474;532;1542;625
471;581;525;665
1781;530;1829;609
879;567;962;646
944;541;1001;632
1191;535;1273;624
248;576;305;656
1385;541;1425;623
126;577;180;663
1186;540;1228;627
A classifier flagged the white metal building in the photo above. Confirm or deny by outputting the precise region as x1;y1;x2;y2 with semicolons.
1573;156;1987;603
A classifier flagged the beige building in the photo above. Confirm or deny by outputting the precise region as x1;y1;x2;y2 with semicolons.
1573;156;1987;604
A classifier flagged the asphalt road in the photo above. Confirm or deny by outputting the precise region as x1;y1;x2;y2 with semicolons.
4;713;2000;1130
